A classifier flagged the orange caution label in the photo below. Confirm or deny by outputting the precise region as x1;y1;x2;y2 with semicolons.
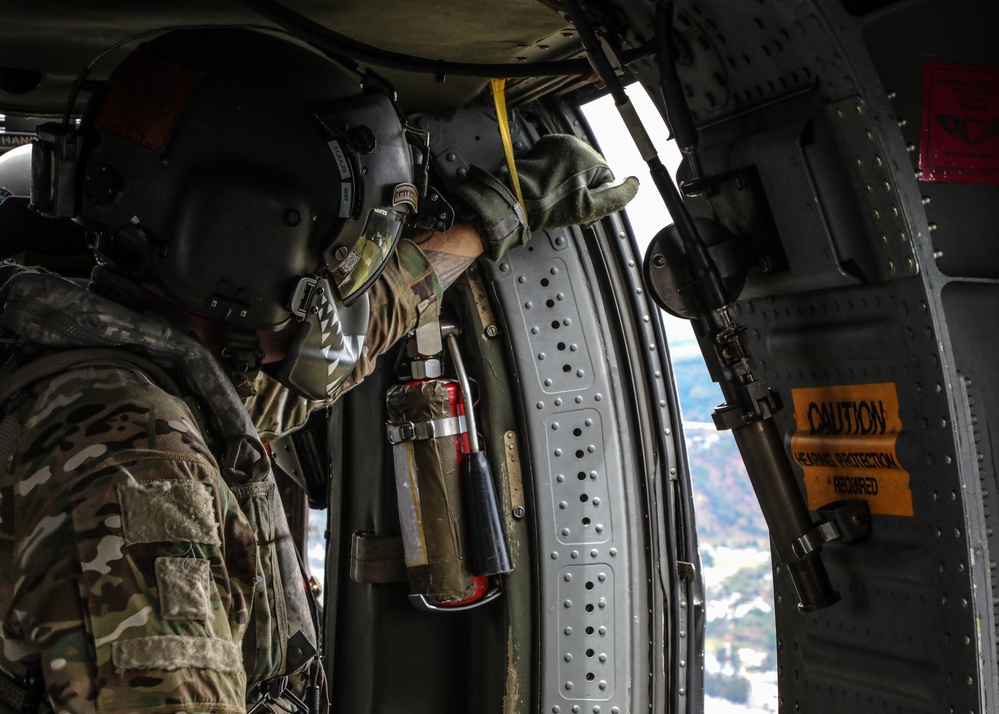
94;51;202;152
790;383;912;517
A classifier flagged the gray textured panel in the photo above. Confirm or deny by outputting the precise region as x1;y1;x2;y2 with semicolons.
546;409;612;546
861;0;999;281
515;257;596;394
672;0;852;122
641;0;998;707
484;228;648;714
735;279;986;713
557;564;618;700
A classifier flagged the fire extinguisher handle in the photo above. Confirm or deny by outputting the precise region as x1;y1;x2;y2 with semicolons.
464;450;513;576
446;333;480;453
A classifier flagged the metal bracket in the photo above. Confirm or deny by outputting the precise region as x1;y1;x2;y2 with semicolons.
792;500;872;558
408;585;503;613
816;499;873;543
406;185;455;233
386;415;467;444
680;166;789;277
793;520;842;559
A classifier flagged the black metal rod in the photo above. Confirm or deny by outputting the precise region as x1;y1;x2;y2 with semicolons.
562;0;728;311
731;419;839;612
655;0;699;153
564;0;839;612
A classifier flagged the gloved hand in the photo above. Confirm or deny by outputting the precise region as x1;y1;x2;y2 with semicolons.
451;134;639;261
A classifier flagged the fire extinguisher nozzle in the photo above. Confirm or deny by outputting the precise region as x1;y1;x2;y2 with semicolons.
464;451;513;576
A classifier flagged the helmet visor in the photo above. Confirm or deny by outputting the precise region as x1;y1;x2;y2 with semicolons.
331;207;406;305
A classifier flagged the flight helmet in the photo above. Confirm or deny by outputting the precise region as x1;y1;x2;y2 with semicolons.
38;27;416;399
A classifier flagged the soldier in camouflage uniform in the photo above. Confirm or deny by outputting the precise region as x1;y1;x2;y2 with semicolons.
0;25;636;714
0;236;449;713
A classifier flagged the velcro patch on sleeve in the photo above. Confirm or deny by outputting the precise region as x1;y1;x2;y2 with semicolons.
118;479;221;546
155;557;212;621
112;635;242;674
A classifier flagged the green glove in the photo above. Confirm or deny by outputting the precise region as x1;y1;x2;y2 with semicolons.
452;134;639;261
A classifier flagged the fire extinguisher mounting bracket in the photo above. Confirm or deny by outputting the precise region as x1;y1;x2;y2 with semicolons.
386;414;467;444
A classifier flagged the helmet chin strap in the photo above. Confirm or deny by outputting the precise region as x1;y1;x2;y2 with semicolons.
222;329;265;387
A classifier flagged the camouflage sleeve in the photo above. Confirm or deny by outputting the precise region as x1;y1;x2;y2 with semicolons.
247;239;442;440
0;364;257;714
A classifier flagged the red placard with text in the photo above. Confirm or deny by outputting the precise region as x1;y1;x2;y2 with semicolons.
920;62;999;184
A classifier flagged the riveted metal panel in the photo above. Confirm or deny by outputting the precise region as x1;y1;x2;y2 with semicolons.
483;227;650;714
637;0;999;710
729;280;985;713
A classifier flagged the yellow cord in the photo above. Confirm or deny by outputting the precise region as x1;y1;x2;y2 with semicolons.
491;78;527;217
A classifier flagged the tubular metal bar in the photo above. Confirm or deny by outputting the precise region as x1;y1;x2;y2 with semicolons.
731;419;840;612
446;332;480;454
562;0;839;612
654;0;699;154
560;0;729;311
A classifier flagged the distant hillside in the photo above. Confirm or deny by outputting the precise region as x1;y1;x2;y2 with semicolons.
685;426;771;549
671;352;771;550
672;355;724;423
669;345;778;691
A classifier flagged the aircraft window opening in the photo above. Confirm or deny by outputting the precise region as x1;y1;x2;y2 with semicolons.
584;91;779;710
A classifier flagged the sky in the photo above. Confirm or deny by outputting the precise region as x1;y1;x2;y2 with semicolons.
581;90;697;348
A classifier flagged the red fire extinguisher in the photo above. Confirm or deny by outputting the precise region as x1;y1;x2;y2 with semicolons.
385;328;511;610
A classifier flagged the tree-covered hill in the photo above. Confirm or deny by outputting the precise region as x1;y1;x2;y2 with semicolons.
684;427;770;549
671;352;771;549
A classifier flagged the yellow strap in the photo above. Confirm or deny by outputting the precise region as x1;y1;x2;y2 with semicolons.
491;78;528;217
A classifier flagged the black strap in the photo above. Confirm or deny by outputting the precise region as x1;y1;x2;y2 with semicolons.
349;532;407;584
0;348;182;408
0;669;51;714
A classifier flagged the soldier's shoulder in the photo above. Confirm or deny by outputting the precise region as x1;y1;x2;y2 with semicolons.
15;360;216;475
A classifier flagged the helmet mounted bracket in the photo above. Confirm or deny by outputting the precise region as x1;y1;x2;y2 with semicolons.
31;122;83;219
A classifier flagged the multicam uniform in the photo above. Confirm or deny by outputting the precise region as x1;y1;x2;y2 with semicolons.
0;240;441;713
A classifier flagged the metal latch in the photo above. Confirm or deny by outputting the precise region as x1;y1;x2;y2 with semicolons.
792;500;872;559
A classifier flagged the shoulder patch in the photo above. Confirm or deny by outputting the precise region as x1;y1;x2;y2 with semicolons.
118;479;220;546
